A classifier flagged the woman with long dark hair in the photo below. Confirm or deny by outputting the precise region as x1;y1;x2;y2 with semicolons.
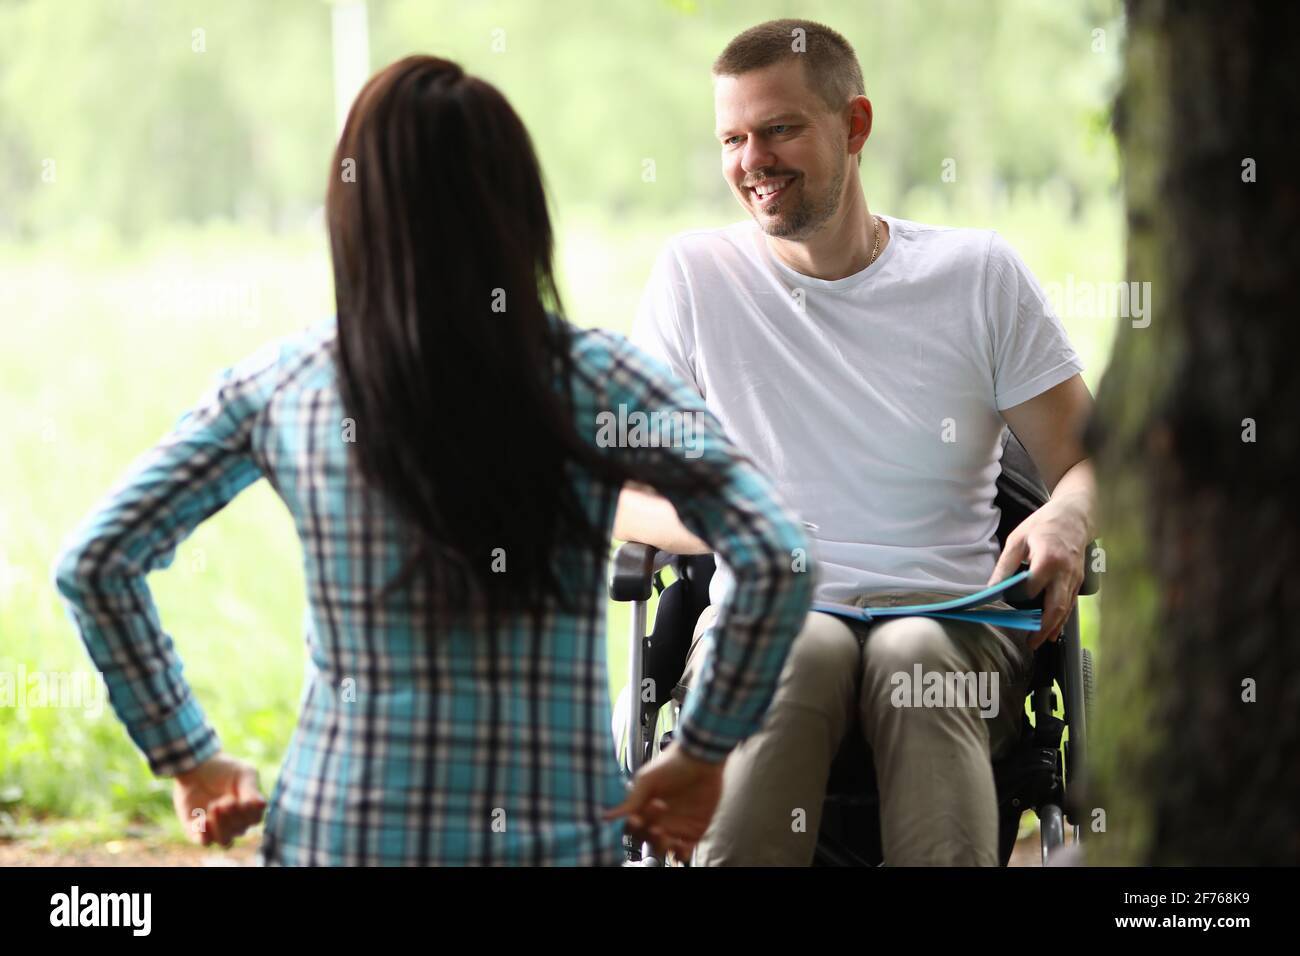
53;55;812;865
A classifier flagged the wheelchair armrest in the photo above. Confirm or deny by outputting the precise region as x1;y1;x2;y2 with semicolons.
609;541;661;602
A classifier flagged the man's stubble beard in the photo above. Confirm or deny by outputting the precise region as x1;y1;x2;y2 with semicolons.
759;162;846;240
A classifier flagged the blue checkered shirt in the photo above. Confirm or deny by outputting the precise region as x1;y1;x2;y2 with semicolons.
53;315;813;865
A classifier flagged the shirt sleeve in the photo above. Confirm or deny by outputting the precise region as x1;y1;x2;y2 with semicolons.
631;240;704;398
583;329;814;763
984;232;1086;411
51;338;286;777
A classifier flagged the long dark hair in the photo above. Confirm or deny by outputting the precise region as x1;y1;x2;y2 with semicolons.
327;56;709;612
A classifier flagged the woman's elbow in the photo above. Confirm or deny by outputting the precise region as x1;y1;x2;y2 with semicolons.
51;537;113;605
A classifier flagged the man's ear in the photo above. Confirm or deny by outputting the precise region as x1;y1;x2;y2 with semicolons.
847;95;873;159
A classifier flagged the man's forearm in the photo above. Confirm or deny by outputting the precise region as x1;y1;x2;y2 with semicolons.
613;484;711;555
1047;457;1097;541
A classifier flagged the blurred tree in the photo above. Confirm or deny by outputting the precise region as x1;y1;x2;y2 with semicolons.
0;0;334;238
1088;0;1300;864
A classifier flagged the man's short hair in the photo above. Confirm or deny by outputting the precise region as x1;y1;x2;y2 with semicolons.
712;18;865;114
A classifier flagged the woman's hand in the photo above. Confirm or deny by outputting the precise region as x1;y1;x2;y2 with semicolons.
605;747;725;860
172;752;267;848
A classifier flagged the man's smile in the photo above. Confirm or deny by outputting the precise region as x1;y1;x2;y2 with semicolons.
747;175;796;207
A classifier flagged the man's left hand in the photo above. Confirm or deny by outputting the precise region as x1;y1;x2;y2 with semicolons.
987;496;1089;651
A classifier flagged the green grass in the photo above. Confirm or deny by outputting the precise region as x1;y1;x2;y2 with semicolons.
1;196;1117;835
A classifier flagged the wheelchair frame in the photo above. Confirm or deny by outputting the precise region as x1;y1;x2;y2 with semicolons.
609;430;1100;866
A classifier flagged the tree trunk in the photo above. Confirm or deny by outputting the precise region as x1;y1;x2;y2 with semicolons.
1087;0;1300;865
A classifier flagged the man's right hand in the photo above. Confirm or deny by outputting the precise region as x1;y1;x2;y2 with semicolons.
604;746;725;860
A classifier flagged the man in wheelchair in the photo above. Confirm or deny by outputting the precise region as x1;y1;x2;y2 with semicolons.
613;18;1097;865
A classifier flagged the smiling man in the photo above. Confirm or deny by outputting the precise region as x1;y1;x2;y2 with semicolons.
616;19;1097;865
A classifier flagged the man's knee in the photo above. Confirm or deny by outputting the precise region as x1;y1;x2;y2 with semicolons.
682;608;858;703
860;616;998;743
775;612;861;704
863;616;969;679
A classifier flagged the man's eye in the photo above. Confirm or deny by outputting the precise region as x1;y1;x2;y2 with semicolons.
724;135;743;146
770;124;790;134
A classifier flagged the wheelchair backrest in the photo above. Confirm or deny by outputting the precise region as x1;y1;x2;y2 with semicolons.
994;428;1050;553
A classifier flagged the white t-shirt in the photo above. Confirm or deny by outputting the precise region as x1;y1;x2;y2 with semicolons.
631;214;1085;605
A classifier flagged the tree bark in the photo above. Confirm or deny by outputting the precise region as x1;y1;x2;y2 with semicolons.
1087;0;1300;864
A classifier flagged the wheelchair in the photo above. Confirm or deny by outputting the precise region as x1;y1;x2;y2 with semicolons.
609;429;1100;866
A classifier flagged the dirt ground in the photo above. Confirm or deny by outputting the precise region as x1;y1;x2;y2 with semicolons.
0;832;261;867
0;828;1070;866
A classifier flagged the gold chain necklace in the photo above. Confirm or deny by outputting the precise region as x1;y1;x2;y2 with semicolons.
867;214;882;267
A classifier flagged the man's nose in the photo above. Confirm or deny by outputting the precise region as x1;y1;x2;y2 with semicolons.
740;136;777;176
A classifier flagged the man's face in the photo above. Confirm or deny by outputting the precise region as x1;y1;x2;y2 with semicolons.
714;59;847;240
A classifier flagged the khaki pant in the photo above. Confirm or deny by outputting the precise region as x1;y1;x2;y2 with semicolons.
677;592;1034;866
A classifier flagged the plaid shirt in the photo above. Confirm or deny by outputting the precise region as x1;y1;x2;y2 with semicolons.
52;315;813;865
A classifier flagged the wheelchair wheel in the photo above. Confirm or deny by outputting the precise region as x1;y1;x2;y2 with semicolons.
1082;647;1095;723
1040;803;1065;864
